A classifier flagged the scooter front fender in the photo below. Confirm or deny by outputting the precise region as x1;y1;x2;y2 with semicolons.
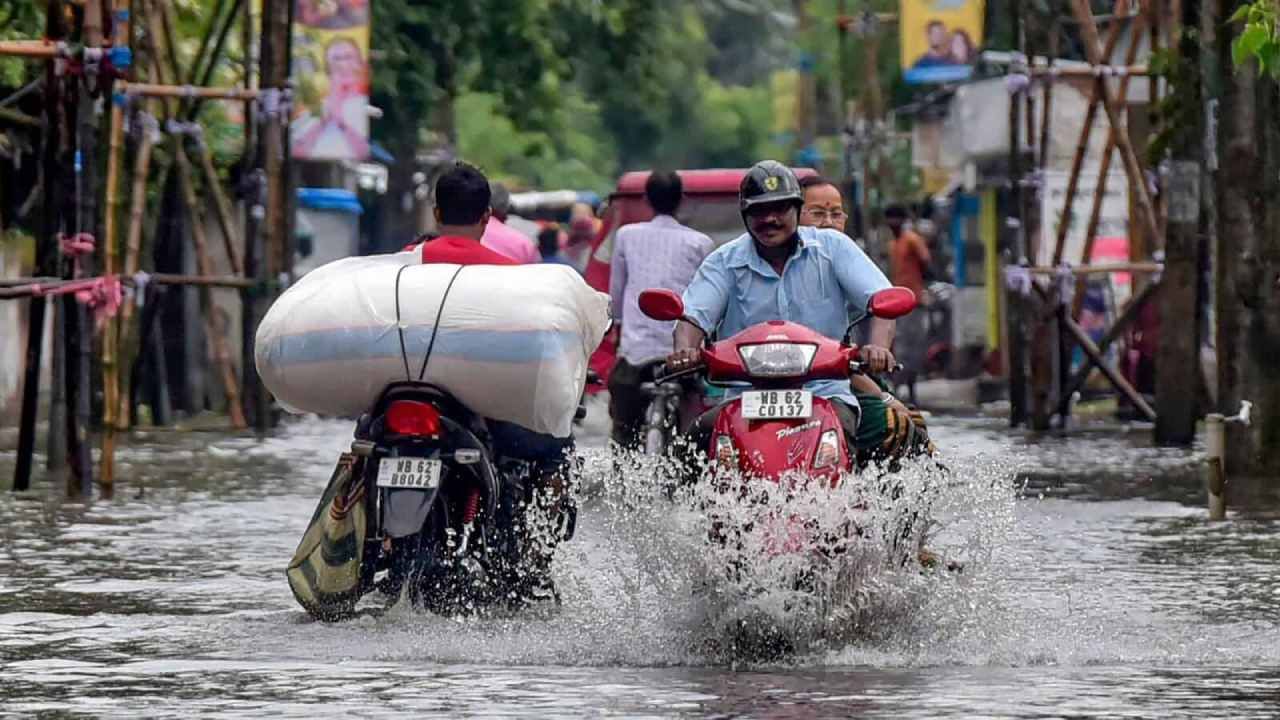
710;396;850;484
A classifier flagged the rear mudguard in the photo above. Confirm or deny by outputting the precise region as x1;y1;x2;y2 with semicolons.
374;415;500;539
710;396;851;485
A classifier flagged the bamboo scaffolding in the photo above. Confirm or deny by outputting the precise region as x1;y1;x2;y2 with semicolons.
117;81;260;101
1029;64;1150;77
0;273;257;296
115;110;157;430
1069;0;1162;250
1063;312;1158;421
1070;16;1149;319
147;0;246;429
0;40;70;58
1026;262;1164;275
100;95;125;493
196;142;244;275
175;149;247;428
1050;14;1135;265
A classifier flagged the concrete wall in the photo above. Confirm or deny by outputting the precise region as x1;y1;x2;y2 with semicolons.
0;234;51;427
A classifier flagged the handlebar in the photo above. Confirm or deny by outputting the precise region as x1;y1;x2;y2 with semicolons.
849;361;905;375
654;363;704;384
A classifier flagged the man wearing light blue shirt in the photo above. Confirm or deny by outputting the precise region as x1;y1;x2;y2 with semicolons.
667;161;897;451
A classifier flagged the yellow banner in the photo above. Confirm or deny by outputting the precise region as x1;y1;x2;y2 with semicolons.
900;0;984;84
291;0;372;161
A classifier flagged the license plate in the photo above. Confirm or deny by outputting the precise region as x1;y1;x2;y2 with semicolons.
376;457;442;489
741;390;813;420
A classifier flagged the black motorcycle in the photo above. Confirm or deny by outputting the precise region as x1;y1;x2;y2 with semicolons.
348;381;578;615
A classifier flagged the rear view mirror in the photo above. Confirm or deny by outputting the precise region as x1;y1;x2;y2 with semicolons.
638;289;685;322
867;287;917;319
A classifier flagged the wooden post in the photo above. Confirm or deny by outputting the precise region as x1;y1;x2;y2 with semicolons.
100;94;125;495
13;0;66;492
1154;0;1202;445
1007;0;1029;427
1070;0;1162;248
241;0;265;429
254;0;293;432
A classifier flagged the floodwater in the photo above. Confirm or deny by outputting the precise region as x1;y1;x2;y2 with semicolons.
1;410;1278;718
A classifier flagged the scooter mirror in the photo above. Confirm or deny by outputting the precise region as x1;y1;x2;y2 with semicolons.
867;287;917;319
638;289;685;322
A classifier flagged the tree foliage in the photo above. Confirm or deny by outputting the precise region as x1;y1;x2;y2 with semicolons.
1230;0;1280;79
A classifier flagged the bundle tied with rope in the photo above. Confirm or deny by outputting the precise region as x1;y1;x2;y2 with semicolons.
254;251;612;438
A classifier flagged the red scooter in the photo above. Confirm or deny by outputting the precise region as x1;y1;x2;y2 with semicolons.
638;286;916;484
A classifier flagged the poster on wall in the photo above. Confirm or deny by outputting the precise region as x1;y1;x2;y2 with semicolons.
900;0;984;84
291;0;371;161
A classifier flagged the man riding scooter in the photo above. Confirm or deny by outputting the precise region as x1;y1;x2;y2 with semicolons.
797;176;934;468
670;161;932;470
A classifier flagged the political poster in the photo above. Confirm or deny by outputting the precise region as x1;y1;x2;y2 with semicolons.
900;0;984;84
291;0;371;161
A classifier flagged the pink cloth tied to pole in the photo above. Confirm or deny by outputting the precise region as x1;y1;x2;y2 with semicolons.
59;232;96;257
29;275;123;330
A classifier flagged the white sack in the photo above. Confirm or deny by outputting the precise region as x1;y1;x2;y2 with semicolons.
255;251;610;437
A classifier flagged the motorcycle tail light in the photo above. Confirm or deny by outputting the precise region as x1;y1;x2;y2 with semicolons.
812;429;841;470
385;400;442;437
714;435;736;470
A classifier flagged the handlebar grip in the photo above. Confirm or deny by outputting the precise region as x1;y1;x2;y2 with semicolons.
849;361;906;375
655;364;703;384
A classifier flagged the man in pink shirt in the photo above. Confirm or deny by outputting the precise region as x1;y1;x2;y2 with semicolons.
481;182;540;263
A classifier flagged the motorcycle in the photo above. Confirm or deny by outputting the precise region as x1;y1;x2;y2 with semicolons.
346;381;579;615
637;286;919;560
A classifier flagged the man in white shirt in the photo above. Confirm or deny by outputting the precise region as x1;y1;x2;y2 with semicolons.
607;171;714;449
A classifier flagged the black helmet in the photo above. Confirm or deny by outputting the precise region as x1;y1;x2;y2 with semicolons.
739;160;803;214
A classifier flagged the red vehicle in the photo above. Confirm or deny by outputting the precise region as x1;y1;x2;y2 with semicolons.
583;168;818;385
636;286;917;484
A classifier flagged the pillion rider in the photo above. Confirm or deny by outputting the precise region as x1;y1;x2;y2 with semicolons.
667;160;901;459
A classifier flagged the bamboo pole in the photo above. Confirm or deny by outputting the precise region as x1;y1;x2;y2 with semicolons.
1062;279;1162;402
1063;313;1158;421
1038;26;1058;170
0;40;68;58
196;142;244;275
1070;19;1148;317
1070;0;1162;249
1050;15;1134;265
118;81;260;101
114;110;157;430
1029;64;1150;77
100;95;125;494
175;149;247;428
149;0;246;429
1026;262;1163;275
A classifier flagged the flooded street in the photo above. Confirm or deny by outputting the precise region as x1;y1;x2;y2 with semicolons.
2;413;1278;718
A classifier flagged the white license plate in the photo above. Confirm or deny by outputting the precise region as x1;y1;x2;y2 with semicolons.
741;390;813;420
376;457;442;489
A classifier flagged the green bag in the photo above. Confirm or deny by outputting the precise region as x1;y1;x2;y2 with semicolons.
286;453;369;621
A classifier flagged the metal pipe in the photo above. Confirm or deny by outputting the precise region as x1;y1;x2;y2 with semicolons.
1204;413;1226;520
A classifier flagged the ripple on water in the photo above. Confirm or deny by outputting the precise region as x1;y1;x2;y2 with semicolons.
1;415;1279;718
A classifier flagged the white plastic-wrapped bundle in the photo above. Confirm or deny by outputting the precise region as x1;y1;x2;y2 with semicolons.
255;251;611;437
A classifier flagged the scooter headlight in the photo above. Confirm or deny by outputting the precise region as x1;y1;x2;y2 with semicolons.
812;429;841;470
737;343;818;378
